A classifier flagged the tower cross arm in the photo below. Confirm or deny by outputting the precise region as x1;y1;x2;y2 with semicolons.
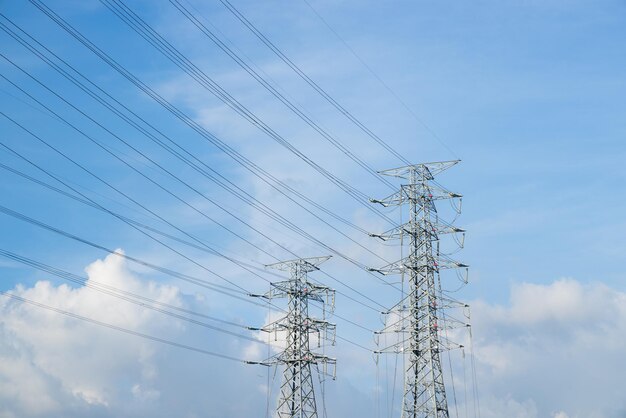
265;256;331;272
377;160;460;179
370;219;464;241
370;189;404;207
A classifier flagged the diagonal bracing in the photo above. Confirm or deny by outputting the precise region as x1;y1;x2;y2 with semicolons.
370;161;468;418
249;257;336;418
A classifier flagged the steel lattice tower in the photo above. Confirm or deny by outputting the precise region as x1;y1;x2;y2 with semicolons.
370;161;467;418
252;257;336;418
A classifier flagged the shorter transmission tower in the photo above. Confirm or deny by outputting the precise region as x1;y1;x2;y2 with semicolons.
250;256;336;418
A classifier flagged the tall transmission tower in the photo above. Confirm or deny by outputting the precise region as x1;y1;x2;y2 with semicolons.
369;161;468;418
250;257;336;418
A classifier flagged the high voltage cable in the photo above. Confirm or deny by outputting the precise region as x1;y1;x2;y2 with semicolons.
0;58;295;271
0;248;263;343
0;11;395;268
161;0;396;191
0;15;402;296
215;0;413;165
0;155;386;323
0;2;414;368
0;12;384;360
0;160;288;283
0;152;379;335
0;12;373;239
0;63;281;264
0;66;389;312
0;16;325;251
0;50;389;314
0;202;260;306
1;55;376;307
0;195;374;345
300;0;459;160
2;7;398;326
77;0;395;224
0;291;248;363
0;157;380;320
0;109;269;294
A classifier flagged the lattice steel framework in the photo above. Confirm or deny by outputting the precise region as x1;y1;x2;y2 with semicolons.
251;257;336;418
370;161;467;418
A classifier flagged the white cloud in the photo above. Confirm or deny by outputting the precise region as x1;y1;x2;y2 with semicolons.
470;278;626;418
2;254;626;418
0;251;265;417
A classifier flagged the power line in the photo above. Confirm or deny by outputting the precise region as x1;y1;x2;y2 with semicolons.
215;0;413;164
0;201;259;304
0;186;376;348
0;60;294;282
300;0;459;160
0;247;263;342
0;109;263;294
162;0;396;190
0;13;403;295
0;154;379;336
77;0;395;224
0;156;382;333
0;15;322;254
0;70;389;312
0;12;370;238
0;159;288;283
0;290;248;363
5;3;394;350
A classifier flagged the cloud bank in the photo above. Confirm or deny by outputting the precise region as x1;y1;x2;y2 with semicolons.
1;253;625;417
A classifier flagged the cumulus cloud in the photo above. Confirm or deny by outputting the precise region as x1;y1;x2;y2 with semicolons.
2;250;625;418
0;251;264;418
471;278;626;418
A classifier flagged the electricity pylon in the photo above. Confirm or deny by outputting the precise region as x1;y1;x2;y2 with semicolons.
250;256;336;418
370;161;468;418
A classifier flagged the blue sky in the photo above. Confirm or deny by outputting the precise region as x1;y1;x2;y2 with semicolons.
0;0;625;417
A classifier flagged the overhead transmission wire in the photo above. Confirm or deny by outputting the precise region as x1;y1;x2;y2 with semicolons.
300;0;459;160
3;12;391;348
4;10;402;297
0;137;376;343
0;160;285;282
162;0;396;191
3;6;399;370
0;118;296;318
89;0;397;225
0;108;274;295
0;16;320;255
214;0;412;165
0;135;376;346
0;199;259;307
0;67;279;268
0;196;374;354
0;248;263;343
0;68;385;316
0;155;381;331
81;0;397;225
0;78;381;332
0;15;400;307
2;9;371;239
1;43;382;319
170;0;399;375
0;55;297;282
0;290;248;363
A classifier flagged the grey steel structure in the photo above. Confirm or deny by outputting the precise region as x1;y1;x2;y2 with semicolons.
370;161;467;418
254;257;336;418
